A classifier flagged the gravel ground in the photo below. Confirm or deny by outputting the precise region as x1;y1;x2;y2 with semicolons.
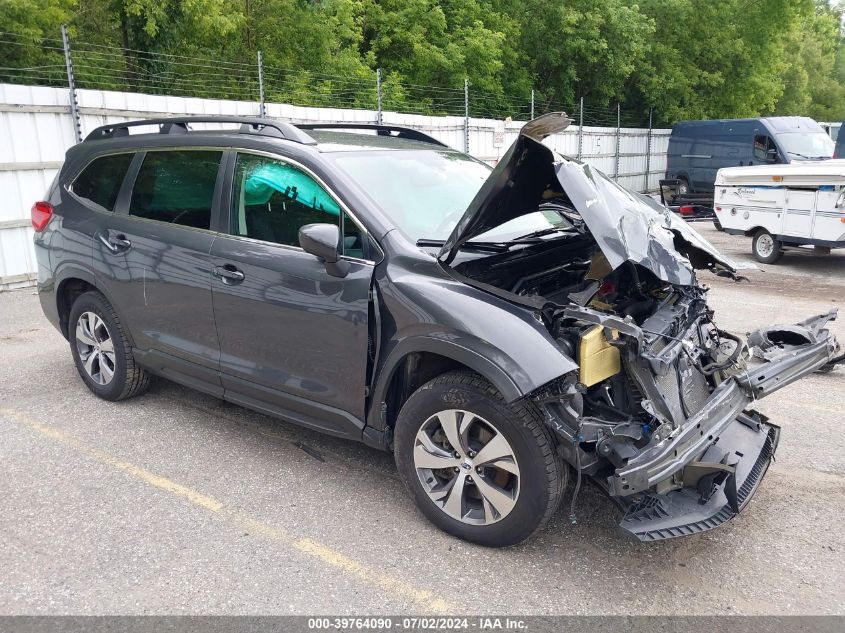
0;223;843;615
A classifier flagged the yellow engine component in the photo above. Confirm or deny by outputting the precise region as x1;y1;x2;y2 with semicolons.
578;325;621;387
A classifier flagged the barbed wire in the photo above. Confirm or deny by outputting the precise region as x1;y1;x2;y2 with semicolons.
0;30;655;126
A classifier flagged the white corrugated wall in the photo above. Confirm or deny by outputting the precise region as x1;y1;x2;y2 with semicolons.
0;83;670;289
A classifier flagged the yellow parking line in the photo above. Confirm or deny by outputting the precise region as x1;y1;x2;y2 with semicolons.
0;407;454;613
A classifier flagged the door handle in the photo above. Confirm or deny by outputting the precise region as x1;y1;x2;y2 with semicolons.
98;232;131;253
109;235;132;250
213;264;245;284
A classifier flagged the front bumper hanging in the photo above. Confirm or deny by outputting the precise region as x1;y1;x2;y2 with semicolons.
610;310;838;541
618;416;779;542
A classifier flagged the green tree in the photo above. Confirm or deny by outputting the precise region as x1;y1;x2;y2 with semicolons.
497;0;653;113
774;0;845;121
628;0;806;123
0;0;75;86
3;0;845;123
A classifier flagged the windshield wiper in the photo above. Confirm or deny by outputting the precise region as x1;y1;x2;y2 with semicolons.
417;226;575;253
509;226;574;242
416;238;510;252
786;151;813;160
417;226;575;252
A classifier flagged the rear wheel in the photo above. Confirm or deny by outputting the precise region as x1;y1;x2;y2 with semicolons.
394;371;566;547
68;291;150;401
752;229;783;264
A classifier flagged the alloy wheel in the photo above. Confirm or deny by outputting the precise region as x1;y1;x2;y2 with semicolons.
75;311;116;385
413;409;520;525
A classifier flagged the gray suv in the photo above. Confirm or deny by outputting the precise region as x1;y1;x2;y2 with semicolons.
34;114;841;545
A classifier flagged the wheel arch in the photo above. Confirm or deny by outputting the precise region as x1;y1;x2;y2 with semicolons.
368;338;526;439
55;268;134;345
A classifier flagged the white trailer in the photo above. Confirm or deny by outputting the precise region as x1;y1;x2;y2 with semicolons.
714;161;845;263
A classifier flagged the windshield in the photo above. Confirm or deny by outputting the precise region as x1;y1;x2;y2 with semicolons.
777;132;834;159
331;150;571;243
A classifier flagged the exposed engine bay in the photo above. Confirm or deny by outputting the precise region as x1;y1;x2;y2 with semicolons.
451;199;747;483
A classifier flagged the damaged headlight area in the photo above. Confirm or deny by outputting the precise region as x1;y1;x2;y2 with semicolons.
528;285;840;542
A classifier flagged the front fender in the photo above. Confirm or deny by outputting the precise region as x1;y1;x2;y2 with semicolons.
375;334;525;406
368;254;578;426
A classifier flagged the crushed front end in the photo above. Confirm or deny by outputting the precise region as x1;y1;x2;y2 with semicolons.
438;112;842;541
534;291;839;542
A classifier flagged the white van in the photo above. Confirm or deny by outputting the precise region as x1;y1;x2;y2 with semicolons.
714;161;845;263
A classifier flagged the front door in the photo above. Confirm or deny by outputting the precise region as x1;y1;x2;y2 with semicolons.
210;151;375;438
93;148;225;394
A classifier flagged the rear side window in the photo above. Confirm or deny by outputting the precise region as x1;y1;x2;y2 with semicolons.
129;150;222;229
71;153;134;211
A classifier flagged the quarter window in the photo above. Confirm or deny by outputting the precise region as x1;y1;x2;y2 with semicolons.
129;150;222;229
71;153;134;211
231;153;342;248
342;211;366;259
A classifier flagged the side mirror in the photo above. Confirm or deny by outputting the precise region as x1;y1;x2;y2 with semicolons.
299;223;349;278
766;148;779;163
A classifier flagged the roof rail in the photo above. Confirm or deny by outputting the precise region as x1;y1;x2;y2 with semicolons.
294;123;449;147
84;116;317;145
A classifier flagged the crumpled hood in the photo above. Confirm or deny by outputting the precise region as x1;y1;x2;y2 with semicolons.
438;113;736;286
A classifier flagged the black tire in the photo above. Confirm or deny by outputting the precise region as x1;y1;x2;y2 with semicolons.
752;228;783;264
68;290;150;401
713;216;724;232
394;370;566;547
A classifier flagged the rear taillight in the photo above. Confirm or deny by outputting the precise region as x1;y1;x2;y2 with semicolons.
678;205;694;216
31;201;53;232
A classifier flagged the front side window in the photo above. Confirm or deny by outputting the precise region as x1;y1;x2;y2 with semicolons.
129;150;222;229
753;135;778;162
231;154;342;248
71;153;134;211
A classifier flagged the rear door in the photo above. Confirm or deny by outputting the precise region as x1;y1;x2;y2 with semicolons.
209;151;375;438
687;126;713;192
92;148;226;395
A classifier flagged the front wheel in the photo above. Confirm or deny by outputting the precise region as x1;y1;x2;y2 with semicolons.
394;371;566;547
752;229;783;264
